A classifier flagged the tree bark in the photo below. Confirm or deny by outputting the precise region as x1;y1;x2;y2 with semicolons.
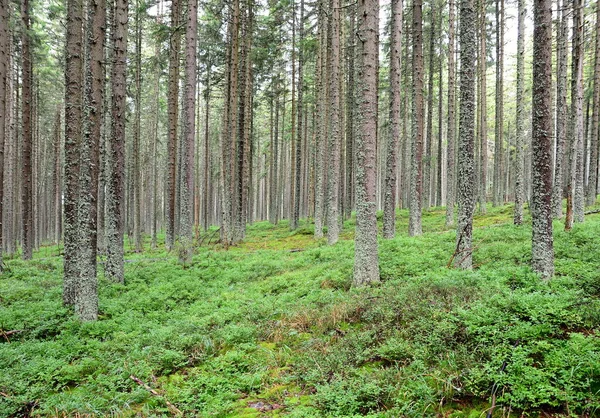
0;0;7;271
64;0;84;304
514;0;525;225
326;0;341;245
445;0;456;226
314;0;328;238
587;0;600;206
531;0;554;279
552;0;568;218
455;0;477;269
409;0;424;236
166;0;181;250
21;0;33;260
105;0;128;282
566;0;584;229
179;0;198;262
353;0;380;285
493;0;504;207
477;0;488;213
383;0;402;239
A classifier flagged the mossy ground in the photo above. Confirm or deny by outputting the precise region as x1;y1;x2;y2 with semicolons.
1;204;600;417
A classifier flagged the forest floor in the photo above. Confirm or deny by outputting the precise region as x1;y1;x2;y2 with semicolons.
2;204;600;417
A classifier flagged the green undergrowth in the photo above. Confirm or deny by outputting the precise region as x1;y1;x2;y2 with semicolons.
1;205;600;417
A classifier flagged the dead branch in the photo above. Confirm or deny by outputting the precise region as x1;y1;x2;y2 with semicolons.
130;375;182;416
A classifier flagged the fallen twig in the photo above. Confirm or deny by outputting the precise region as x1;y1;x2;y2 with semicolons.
130;375;182;416
1;329;22;343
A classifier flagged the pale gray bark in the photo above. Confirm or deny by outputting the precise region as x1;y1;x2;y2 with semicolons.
587;0;600;206
314;0;328;238
354;0;380;285
132;0;142;253
0;0;7;271
477;0;487;213
445;0;456;226
531;0;554;279
514;0;525;225
383;0;402;239
105;0;127;282
552;0;568;218
326;0;341;245
423;6;436;210
455;0;476;269
493;0;504;207
566;0;584;228
179;0;198;262
64;0;84;304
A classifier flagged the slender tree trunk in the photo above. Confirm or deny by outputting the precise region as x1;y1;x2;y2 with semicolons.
0;0;7;271
221;0;240;247
179;0;197;262
531;0;554;278
455;0;477;269
105;0;128;282
410;0;424;236
553;0;568;218
446;0;456;226
21;0;33;260
383;0;402;239
423;5;436;210
478;0;488;213
354;0;380;285
76;0;105;320
292;0;304;231
326;0;341;245
587;0;600;206
53;109;61;245
64;0;84;304
514;0;525;224
132;0;142;252
566;0;584;228
166;0;181;250
314;0;328;238
493;0;504;206
203;65;211;231
344;4;356;219
436;49;443;207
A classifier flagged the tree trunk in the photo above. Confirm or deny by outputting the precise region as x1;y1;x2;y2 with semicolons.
179;0;197;262
588;0;600;206
132;0;142;253
493;0;504;206
477;0;487;213
75;0;105;321
455;0;476;269
166;0;181;250
383;0;401;239
514;0;525;224
552;0;568;218
314;0;328;238
64;0;84;304
21;0;33;260
292;0;304;231
566;0;584;229
0;0;7;271
105;0;128;282
424;5;436;211
445;0;456;226
326;0;341;245
354;0;380;285
409;0;424;236
531;0;554;279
